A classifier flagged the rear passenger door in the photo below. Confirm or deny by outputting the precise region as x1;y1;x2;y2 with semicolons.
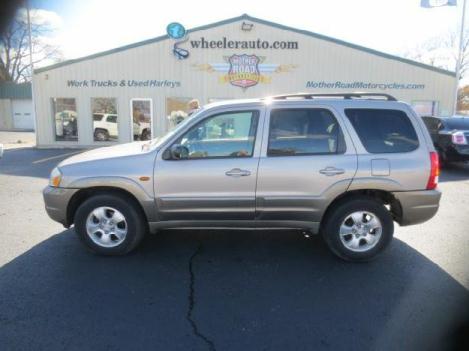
256;106;358;223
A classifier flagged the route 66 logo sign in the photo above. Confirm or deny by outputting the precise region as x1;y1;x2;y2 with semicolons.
228;54;260;89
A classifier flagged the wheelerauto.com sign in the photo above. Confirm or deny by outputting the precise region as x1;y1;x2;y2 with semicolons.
189;37;299;50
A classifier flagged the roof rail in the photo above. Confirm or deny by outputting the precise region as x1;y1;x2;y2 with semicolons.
266;92;397;101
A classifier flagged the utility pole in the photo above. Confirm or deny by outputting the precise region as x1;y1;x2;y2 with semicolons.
453;0;467;115
26;2;38;142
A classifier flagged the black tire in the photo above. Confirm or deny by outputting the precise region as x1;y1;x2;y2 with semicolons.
74;194;147;255
141;129;150;140
94;129;109;141
321;196;394;262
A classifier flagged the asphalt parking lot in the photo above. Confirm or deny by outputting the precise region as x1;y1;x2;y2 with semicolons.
0;147;468;351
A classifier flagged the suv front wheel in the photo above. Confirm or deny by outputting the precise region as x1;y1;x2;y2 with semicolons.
74;194;147;255
321;196;394;262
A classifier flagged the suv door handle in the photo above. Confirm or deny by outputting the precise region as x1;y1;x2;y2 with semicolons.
225;168;251;177
319;167;345;176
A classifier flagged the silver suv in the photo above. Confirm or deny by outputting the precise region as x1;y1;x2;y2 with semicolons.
43;93;441;261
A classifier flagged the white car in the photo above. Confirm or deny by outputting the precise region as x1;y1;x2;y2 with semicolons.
133;120;151;140
93;113;118;141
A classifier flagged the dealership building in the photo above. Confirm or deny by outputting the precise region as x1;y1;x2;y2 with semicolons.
33;14;456;147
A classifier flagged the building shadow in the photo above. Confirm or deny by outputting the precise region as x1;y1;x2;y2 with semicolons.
439;162;469;183
0;147;86;179
0;229;467;351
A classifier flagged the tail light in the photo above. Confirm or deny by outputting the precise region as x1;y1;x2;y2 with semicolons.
426;152;439;190
451;131;468;145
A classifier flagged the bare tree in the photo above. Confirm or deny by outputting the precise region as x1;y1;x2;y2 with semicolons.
0;8;63;83
404;29;469;80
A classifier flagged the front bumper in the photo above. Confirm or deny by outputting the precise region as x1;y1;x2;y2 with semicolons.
43;186;78;227
392;189;441;226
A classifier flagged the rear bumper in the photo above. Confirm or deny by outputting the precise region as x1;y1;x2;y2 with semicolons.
43;186;78;227
392;189;441;226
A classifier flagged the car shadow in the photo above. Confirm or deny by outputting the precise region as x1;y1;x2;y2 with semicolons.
0;229;467;351
440;162;469;183
0;147;86;179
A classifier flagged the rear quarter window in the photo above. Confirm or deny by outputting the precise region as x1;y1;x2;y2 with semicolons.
344;109;419;153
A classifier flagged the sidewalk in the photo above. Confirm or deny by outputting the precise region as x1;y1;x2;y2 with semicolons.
0;131;36;150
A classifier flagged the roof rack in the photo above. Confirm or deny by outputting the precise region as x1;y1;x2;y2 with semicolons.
266;92;397;101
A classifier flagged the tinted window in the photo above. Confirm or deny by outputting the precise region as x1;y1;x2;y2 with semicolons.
106;115;117;123
345;109;419;153
268;108;345;156
441;118;469;130
175;111;259;159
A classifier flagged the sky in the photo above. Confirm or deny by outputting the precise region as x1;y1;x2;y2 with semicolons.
26;0;463;70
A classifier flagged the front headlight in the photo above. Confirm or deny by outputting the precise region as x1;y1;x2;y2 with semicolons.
49;167;62;187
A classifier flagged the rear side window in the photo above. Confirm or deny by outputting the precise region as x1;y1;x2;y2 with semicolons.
268;108;345;156
344;109;419;153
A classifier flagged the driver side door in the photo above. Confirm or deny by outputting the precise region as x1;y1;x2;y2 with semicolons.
154;108;264;222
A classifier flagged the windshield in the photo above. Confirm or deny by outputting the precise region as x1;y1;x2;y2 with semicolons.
148;108;206;149
442;118;469;130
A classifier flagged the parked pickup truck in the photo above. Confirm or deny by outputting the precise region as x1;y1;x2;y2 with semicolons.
44;93;441;261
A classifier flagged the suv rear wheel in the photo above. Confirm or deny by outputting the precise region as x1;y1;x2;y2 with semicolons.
74;194;147;255
321;196;394;262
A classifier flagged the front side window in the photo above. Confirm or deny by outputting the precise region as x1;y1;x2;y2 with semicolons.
174;111;259;159
345;109;419;154
91;98;118;142
268;108;344;156
52;98;78;141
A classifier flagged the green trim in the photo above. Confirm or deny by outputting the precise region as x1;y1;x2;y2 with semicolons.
35;14;456;77
0;82;32;99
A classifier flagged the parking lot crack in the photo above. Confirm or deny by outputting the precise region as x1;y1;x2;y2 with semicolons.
187;241;216;351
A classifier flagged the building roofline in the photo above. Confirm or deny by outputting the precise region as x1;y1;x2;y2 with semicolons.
35;13;456;77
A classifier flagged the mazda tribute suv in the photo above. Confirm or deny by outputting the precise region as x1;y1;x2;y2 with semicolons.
43;93;441;261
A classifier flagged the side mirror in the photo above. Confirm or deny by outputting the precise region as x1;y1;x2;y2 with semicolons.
170;144;189;160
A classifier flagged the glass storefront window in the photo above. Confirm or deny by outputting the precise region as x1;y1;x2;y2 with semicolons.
131;99;153;141
412;101;439;116
208;98;231;103
52;98;78;141
91;98;118;141
166;97;200;130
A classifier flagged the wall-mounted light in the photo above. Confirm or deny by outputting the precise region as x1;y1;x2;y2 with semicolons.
241;22;254;31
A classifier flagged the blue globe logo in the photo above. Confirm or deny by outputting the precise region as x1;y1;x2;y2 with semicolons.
167;23;186;40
